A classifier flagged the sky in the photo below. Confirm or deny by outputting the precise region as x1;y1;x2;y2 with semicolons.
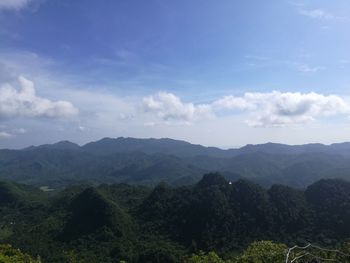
1;0;350;148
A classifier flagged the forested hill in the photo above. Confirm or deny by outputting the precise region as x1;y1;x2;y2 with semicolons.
0;174;350;262
1;137;350;188
24;137;350;158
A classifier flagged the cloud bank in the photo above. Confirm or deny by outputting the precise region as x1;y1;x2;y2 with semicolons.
0;76;78;119
214;91;350;127
143;91;350;127
2;77;345;129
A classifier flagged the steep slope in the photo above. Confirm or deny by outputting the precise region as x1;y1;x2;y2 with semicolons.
306;179;350;237
0;181;45;206
61;187;134;241
268;185;310;235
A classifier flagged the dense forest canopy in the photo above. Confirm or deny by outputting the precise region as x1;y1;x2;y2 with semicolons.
0;173;350;262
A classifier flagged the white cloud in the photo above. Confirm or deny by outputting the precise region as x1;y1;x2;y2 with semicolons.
0;131;12;139
78;126;86;132
213;91;350;127
12;128;27;134
0;76;78;119
142;91;350;127
213;96;256;111
299;9;346;20
0;0;32;10
143;92;213;123
0;128;26;139
297;64;324;73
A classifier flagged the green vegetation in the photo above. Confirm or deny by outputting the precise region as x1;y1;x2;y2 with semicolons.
0;244;40;263
2;241;348;262
1;138;350;189
0;174;350;262
186;251;230;263
186;241;350;262
184;241;288;263
236;241;287;263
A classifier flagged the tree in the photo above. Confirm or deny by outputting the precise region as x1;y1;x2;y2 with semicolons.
237;241;287;263
185;251;231;263
0;244;40;263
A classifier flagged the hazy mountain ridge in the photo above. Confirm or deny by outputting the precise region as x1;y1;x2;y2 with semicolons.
22;137;350;158
1;137;350;188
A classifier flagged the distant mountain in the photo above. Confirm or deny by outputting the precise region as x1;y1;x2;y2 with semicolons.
1;137;350;188
81;137;236;158
18;137;350;157
24;140;80;151
239;142;350;156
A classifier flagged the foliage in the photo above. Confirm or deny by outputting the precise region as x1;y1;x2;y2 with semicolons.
0;174;350;262
185;251;230;263
0;244;40;263
236;241;287;263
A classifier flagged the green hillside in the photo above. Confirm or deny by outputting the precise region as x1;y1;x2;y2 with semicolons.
1;174;350;262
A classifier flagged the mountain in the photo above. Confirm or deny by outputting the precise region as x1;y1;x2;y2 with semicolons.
81;137;350;157
24;140;80;151
0;181;45;206
2;175;350;262
1;137;350;189
305;178;350;237
60;187;134;241
239;142;350;156
81;137;235;157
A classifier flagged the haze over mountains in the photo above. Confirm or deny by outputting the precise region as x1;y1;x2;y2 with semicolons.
1;137;350;189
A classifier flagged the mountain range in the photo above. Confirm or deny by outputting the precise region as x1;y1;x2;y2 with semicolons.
1;137;350;189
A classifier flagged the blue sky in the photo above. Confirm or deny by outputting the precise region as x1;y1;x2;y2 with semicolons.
1;0;350;148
